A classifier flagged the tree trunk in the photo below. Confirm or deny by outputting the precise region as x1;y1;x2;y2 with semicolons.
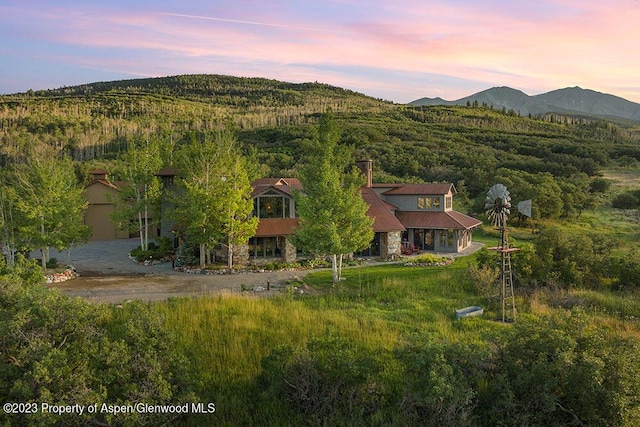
40;219;47;270
227;241;233;270
332;254;339;284
144;201;149;251
138;211;145;251
41;247;49;271
199;243;206;268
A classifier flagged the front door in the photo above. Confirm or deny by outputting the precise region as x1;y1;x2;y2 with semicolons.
424;230;435;250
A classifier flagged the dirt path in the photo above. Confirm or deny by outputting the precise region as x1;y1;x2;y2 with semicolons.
42;239;312;304
52;269;311;304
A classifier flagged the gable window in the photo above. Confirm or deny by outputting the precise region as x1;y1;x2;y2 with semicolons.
445;196;452;209
254;190;291;218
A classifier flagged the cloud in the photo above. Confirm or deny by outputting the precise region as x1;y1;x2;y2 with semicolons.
1;1;640;102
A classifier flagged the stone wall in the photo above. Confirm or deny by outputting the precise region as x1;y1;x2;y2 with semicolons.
282;236;297;263
381;231;402;258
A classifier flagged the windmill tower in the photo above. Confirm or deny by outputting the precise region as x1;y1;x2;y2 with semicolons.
485;184;518;322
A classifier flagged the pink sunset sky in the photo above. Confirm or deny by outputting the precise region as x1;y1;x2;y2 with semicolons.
1;0;639;103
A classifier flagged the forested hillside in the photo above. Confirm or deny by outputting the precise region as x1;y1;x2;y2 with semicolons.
2;74;640;219
2;75;640;426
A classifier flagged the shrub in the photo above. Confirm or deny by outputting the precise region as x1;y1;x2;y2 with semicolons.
396;336;487;427
45;257;58;269
130;240;174;263
260;336;391;425
0;263;196;426
612;191;640;209
484;311;640;426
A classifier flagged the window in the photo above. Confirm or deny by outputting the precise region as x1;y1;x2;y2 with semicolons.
249;237;282;258
254;191;291;218
445;196;452;209
417;197;437;210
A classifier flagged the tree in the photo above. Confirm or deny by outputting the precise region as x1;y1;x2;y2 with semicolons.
110;135;163;251
6;146;89;270
0;172;18;267
170;129;257;268
293;113;374;284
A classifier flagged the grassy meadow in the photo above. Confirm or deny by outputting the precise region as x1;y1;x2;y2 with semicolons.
148;246;639;425
146;172;640;424
153;258;489;424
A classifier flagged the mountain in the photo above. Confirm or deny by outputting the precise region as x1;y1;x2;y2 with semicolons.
410;86;640;123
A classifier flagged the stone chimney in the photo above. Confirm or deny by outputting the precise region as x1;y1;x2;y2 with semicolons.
356;159;373;188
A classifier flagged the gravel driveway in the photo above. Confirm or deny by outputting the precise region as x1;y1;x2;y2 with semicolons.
41;239;313;304
42;239;482;304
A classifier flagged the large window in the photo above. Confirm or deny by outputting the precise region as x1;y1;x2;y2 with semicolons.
254;190;291;218
249;237;282;258
439;229;455;247
417;196;442;210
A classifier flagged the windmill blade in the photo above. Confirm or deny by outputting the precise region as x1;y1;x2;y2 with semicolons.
485;183;511;227
517;200;532;218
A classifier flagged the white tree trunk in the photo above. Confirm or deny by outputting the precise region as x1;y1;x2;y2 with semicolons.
138;211;145;251
332;254;339;284
144;201;149;251
199;243;206;268
227;241;233;270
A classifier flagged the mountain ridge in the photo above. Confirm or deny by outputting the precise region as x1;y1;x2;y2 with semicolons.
410;86;640;123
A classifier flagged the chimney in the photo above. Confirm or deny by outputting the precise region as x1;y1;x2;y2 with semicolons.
356;159;373;188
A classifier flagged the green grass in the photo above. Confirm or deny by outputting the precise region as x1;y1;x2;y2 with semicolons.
143;247;640;425
146;201;640;424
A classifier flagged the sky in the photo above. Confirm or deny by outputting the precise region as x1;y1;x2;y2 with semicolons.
1;0;640;104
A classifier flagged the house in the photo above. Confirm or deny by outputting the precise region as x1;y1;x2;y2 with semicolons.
358;159;481;255
248;178;302;262
84;170;130;240
244;160;480;261
157;160;481;263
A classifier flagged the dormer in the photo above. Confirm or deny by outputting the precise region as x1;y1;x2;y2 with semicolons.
380;183;456;212
251;178;302;219
88;169;109;182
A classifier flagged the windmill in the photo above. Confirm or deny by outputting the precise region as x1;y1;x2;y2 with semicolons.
485;184;520;322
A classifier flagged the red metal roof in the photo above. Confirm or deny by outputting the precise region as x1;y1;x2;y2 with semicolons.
251;178;303;197
383;183;455;195
255;218;300;237
395;210;481;230
361;187;405;232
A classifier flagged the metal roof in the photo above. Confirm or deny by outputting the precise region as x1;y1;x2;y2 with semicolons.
254;218;300;237
395;210;481;230
361;187;406;232
383;183;456;195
